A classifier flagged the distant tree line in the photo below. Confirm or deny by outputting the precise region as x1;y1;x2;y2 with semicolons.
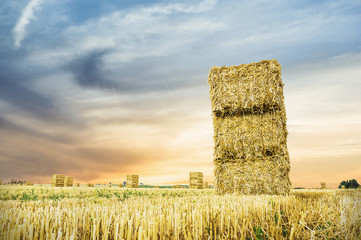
338;179;360;189
10;179;26;185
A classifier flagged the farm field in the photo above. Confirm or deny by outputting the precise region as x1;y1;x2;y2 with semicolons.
0;186;360;240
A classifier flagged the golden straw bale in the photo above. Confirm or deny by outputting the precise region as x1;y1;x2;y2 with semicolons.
126;175;139;188
189;172;204;189
214;156;290;195
213;111;288;160
64;176;73;187
51;174;65;187
208;59;284;115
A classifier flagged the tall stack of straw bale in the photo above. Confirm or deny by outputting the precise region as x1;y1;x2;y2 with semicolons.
208;59;291;195
126;175;139;188
64;176;73;187
321;182;326;189
189;172;203;189
51;174;65;187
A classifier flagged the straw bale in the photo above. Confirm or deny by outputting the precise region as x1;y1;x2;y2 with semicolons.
213;110;288;160
64;176;73;187
214;156;290;195
26;181;33;186
208;59;284;115
189;172;204;189
126;175;139;188
321;182;326;189
51;174;65;187
189;172;203;178
203;182;209;189
75;183;80;187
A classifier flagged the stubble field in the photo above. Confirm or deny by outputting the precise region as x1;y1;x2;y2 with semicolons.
0;186;360;240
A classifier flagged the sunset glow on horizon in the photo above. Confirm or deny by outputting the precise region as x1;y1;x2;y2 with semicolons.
1;0;361;188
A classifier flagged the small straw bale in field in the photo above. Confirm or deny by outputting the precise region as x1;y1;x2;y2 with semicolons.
208;60;290;195
51;174;65;187
64;176;73;187
87;183;94;187
203;181;209;189
25;181;33;186
189;172;203;189
75;183;80;187
126;175;139;188
321;182;326;189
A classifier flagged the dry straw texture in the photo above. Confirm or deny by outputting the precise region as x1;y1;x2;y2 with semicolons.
1;187;360;239
51;174;64;187
64;176;73;187
208;60;284;115
208;59;290;195
189;172;203;189
126;175;139;188
321;182;326;189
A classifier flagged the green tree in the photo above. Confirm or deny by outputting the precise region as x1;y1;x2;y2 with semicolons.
338;179;360;189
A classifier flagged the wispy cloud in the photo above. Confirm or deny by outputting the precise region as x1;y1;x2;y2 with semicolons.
12;0;43;48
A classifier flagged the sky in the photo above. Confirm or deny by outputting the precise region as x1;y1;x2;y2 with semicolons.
0;0;360;188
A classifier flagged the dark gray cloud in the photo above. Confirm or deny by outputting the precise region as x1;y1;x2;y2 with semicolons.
65;50;200;93
0;48;60;120
65;50;119;90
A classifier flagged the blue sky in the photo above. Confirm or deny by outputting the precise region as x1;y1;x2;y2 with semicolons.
0;0;361;187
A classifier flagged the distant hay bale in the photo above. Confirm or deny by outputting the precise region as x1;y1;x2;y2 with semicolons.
208;59;291;195
75;183;80;187
64;176;73;187
25;181;33;186
126;175;139;188
87;183;94;187
189;172;203;189
51;174;65;187
321;182;326;189
203;182;209;189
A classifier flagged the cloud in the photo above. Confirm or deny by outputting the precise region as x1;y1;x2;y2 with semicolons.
65;50;119;90
13;0;43;48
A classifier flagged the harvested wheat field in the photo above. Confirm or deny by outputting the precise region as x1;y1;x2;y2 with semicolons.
0;186;360;240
